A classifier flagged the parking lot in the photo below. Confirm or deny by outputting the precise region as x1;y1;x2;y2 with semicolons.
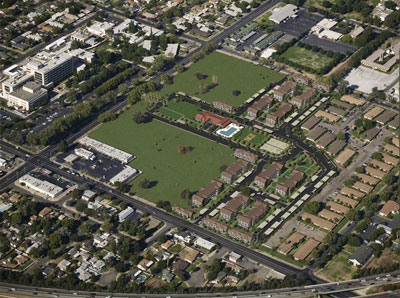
57;144;126;183
274;9;323;37
31;107;73;133
302;34;357;55
345;65;400;94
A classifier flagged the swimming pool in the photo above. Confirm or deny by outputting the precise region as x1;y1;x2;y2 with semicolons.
216;123;243;138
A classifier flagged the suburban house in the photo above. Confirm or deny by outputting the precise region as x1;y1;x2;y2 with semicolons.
237;201;267;229
192;180;223;207
227;228;254;243
203;217;229;233
276;170;304;197
349;245;373;266
247;95;273;119
289;87;316;108
172;205;194;219
213;101;234;113
273;81;297;101
220;194;250;221
234;149;258;163
220;160;249;184
292;73;310;85
265;102;293;126
195;111;231;127
254;162;283;188
379;200;399;217
312;80;331;92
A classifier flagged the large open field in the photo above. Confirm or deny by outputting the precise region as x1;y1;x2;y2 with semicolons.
159;101;201;121
281;46;335;71
90;102;235;207
159;52;284;107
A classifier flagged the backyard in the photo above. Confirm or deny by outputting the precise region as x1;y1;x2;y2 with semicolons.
158;52;284;107
90;102;235;207
281;46;335;72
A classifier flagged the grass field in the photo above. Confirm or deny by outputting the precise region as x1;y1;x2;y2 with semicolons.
281;46;335;71
235;127;268;146
90;102;235;207
318;246;357;281
159;101;201;120
159;52;284;107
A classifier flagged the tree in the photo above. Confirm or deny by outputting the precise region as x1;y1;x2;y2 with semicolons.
337;80;349;95
49;234;62;249
180;189;191;200
371;152;382;161
347;235;362;247
303;201;322;215
139;178;151;189
161;74;173;85
383;173;394;186
132;112;145;124
118;83;128;95
173;64;184;73
232;89;241;96
346;209;360;221
59;140;68;152
71;188;83;200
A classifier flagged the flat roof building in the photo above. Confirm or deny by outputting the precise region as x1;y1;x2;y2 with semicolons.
19;174;64;199
269;4;298;24
7;81;48;111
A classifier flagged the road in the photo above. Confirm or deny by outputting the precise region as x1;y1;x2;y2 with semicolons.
1;271;400;297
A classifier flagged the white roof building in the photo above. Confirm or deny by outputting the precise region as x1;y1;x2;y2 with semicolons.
118;206;134;222
74;147;95;160
78;136;134;164
194;237;216;251
269;4;298;24
110;166;138;184
19;174;64;199
165;44;179;57
87;21;114;37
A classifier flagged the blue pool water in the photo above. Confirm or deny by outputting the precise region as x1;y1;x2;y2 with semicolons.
219;127;238;136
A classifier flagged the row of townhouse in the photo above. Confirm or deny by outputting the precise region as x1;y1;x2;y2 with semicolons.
276;170;304;197
237;201;267;230
253;162;283;188
220;159;249;184
203;216;254;243
192;180;223;208
220;194;249;221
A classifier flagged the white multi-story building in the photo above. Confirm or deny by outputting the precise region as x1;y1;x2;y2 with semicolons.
6;82;48;111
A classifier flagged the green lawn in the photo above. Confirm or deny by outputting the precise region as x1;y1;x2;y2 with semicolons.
159;101;201;120
90;102;235;207
319;246;357;281
281;46;335;72
235;127;268;146
159;52;284;107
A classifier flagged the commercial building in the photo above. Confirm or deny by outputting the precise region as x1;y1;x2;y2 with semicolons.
78;136;135;164
118;206;134;222
27;53;75;86
74;148;95;160
361;39;400;73
110;166;139;184
194;237;216;251
6;81;48;111
269;4;298;24
19;174;64;199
